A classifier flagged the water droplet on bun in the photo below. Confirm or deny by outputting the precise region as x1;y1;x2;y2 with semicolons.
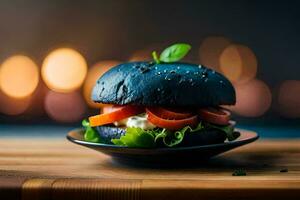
177;66;181;70
186;71;190;74
201;70;208;78
170;70;176;74
198;65;202;69
165;76;171;81
163;70;167;73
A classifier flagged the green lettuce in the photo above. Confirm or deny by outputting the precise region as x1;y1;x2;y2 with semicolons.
82;119;101;143
111;122;204;148
154;122;204;147
206;122;240;141
83;119;240;147
111;127;156;148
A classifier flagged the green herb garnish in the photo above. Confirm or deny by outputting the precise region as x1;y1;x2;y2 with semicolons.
82;119;101;143
152;51;160;64
152;43;191;64
232;169;247;176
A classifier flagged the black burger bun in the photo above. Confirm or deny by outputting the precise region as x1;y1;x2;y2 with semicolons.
92;62;236;107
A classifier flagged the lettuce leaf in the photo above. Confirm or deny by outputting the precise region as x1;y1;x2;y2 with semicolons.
111;122;204;148
82;119;101;143
206;122;240;141
154;122;204;147
82;119;239;147
111;127;156;148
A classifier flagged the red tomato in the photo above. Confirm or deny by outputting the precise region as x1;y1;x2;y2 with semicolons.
89;105;144;127
198;107;231;125
102;105;120;114
151;107;194;120
146;108;198;130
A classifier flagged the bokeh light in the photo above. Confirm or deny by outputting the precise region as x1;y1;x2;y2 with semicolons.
24;81;48;117
0;90;31;115
277;80;300;118
219;44;257;84
228;79;272;117
83;60;120;108
128;44;164;62
0;55;39;98
199;36;231;71
42;48;87;93
44;90;87;123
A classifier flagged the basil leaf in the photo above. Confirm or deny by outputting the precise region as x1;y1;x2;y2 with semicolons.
159;43;191;63
82;119;101;143
152;51;160;64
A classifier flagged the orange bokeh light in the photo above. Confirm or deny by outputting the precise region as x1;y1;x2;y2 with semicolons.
129;44;164;62
220;44;257;84
83;60;120;108
0;90;31;115
129;49;152;62
42;48;87;93
44;90;87;123
0;55;39;99
199;36;231;71
228;79;272;117
277;80;300;118
24;81;48;117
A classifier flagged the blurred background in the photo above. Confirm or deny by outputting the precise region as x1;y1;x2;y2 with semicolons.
0;0;299;137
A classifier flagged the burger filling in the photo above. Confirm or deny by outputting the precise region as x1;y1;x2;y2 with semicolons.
82;105;240;147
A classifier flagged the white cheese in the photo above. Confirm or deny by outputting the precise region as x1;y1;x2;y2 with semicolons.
113;113;156;130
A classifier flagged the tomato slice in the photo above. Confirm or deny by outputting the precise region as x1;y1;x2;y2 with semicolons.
151;107;194;120
146;108;198;130
198;107;230;125
89;105;144;127
102;105;120;114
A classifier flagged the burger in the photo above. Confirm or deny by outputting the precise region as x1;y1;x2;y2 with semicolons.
82;43;239;148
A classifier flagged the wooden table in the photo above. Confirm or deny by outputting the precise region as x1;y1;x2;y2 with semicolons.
0;137;300;200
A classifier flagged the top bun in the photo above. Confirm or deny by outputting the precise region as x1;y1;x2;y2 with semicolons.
92;62;235;107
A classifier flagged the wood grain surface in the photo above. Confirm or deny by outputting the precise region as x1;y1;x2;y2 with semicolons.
0;137;300;199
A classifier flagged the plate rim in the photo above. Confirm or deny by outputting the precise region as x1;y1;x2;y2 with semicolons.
66;128;259;151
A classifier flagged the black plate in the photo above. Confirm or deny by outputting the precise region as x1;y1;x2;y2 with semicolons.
67;128;259;165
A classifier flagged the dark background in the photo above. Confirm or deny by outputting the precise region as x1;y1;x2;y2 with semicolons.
1;0;299;84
